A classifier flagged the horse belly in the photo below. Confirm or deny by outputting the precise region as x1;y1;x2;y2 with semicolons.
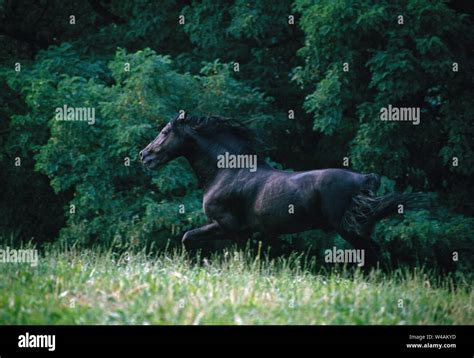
251;178;321;234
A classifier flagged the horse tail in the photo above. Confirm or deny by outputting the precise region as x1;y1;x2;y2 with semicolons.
341;191;428;237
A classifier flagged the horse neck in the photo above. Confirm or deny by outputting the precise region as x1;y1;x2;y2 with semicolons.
183;133;254;189
180;135;218;189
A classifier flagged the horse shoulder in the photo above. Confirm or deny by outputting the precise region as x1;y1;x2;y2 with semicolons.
202;182;236;217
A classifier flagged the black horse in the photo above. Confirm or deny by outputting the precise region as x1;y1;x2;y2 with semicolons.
140;113;422;266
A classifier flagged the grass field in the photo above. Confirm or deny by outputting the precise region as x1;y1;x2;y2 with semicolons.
0;244;472;325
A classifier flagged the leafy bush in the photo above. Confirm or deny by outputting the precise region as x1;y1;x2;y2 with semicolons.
4;46;278;247
375;210;474;274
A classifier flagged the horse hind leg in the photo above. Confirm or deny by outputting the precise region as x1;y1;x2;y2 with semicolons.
336;229;384;271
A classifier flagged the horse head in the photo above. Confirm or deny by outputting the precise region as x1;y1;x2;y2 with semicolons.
139;113;189;168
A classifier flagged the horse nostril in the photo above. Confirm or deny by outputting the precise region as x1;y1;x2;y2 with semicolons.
139;150;144;160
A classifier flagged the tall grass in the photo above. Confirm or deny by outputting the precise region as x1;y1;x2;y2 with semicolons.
0;242;472;325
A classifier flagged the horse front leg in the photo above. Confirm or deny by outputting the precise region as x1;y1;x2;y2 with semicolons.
181;222;226;245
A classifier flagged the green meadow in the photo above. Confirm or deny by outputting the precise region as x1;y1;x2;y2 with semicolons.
1;245;471;325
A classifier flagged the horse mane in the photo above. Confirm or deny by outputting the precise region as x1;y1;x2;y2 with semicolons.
171;114;264;154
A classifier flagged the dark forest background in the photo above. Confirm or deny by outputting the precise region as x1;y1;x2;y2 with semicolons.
0;0;473;274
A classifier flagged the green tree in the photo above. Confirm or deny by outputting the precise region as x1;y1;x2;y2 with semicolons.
4;46;277;246
293;0;473;199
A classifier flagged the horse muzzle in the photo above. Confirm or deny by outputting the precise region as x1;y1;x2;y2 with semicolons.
140;149;166;169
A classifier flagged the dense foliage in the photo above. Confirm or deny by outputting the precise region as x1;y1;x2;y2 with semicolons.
0;0;472;273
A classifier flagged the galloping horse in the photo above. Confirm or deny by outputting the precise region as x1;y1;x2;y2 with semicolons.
140;114;422;266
